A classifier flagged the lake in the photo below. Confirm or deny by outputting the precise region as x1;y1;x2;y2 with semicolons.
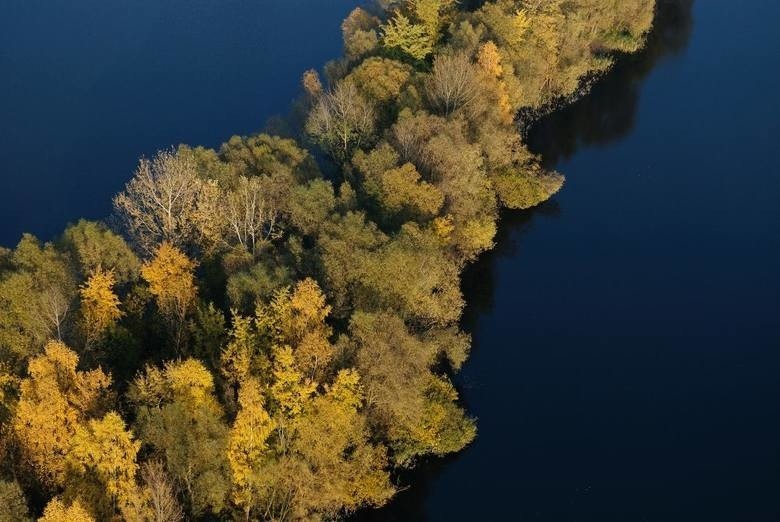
0;0;357;246
2;1;779;520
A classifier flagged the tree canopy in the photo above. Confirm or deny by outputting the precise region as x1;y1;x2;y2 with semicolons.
0;0;656;519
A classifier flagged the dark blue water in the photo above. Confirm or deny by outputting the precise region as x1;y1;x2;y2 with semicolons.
0;0;356;246
2;1;779;521
369;1;780;520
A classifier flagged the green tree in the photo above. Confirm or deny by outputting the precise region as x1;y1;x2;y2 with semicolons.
0;480;30;522
59;220;140;283
0;235;76;364
130;359;230;516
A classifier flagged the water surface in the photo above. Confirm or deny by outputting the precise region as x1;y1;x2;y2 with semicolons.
368;1;780;520
0;0;356;246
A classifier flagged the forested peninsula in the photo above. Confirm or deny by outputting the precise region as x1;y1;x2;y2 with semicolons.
0;1;655;520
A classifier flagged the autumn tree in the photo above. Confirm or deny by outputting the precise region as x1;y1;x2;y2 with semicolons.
12;341;111;489
411;0;457;44
65;412;140;518
78;268;122;350
38;498;94;522
140;242;197;351
381;13;433;61
227;378;276;520
258;278;335;382
130;360;230;516
113;148;202;254
284;369;394;518
306;81;376;162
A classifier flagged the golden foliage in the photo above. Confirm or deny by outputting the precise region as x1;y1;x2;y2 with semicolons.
261;278;336;381
79;268;122;348
227;378;276;516
140;242;197;349
39;498;95;522
477;40;503;77
12;341;110;488
66;412;140;515
270;345;316;417
141;242;197;320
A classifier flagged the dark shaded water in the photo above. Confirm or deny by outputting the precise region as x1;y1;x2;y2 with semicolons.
2;1;779;521
0;0;357;246
368;1;780;520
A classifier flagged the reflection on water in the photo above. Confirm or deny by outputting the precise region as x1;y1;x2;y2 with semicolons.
528;0;694;166
358;1;695;520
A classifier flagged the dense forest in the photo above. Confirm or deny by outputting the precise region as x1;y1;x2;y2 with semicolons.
0;1;655;520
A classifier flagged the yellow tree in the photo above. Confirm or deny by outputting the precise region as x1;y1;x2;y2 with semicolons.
220;314;257;402
227;378;276;521
66;411;140;518
288;369;393;518
140;242;197;351
269;346;316;420
79;267;122;349
381;13;433;60
409;0;456;42
12;341;110;489
39;498;95;522
476;40;514;124
261;278;335;381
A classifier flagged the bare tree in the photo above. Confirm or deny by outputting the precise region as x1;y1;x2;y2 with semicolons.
140;460;184;522
224;176;283;256
305;81;376;162
38;285;71;341
426;51;480;115
113;148;202;254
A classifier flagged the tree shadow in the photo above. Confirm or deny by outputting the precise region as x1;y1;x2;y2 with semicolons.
527;0;694;167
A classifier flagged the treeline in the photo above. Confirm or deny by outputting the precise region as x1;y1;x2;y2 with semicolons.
0;1;655;520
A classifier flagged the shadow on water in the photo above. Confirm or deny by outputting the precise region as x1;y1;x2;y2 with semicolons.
528;0;694;167
355;1;694;520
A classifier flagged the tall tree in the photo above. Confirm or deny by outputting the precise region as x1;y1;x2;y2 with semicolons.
0;235;77;364
227;378;276;521
140;242;197;351
130;360;230;517
113;148;202;254
12;341;111;489
306;81;376;162
78;268;122;350
65;412;140;517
